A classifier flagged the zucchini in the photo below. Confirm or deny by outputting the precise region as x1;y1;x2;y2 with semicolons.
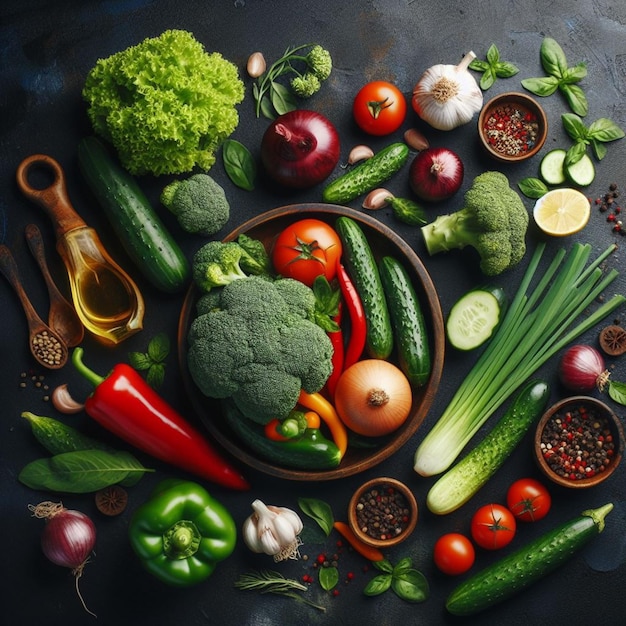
565;152;595;187
446;502;614;616
335;216;393;359
78;136;190;293
446;285;506;351
378;255;431;387
426;379;549;515
322;142;409;204
539;149;567;185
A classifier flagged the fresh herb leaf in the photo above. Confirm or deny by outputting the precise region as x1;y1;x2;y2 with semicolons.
391;569;429;603
392;557;413;574
298;497;334;536
608;380;626;406
222;139;256;191
147;332;170;362
539;37;569;78
319;566;339;591
520;76;560;96
518;177;549;199
312;275;341;332
363;574;392;596
562;113;625;165
470;44;519;90
372;558;394;574
588;118;626;142
129;333;170;389
270;81;297;116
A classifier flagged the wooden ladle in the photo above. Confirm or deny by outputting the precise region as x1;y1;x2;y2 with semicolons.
0;244;68;369
24;223;84;347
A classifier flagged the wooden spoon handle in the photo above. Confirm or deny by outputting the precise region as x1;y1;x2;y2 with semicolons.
16;154;87;238
24;223;65;297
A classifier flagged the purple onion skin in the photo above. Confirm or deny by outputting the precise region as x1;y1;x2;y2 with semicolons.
41;509;96;570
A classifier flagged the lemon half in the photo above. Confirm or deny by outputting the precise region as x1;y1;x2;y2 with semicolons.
533;188;591;237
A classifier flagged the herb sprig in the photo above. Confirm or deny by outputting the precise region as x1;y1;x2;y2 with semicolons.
470;44;519;90
363;558;429;603
562;113;625;167
128;332;170;389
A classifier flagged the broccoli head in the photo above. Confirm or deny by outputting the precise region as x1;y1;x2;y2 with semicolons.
187;275;333;424
161;174;230;236
82;30;244;176
420;171;529;276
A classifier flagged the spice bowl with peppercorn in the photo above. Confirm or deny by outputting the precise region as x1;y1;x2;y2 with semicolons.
347;477;418;548
533;396;624;489
478;92;547;163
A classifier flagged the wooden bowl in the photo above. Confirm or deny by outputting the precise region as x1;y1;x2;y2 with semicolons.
533;396;624;489
347;477;418;548
177;204;445;481
478;92;548;162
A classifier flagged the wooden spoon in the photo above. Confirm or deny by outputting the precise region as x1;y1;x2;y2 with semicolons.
0;244;68;369
24;223;84;347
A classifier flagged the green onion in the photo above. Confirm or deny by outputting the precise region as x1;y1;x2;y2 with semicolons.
414;242;625;477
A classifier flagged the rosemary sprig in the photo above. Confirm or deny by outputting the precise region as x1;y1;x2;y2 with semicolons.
234;570;326;612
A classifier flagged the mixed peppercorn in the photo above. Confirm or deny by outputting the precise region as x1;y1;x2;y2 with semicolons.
355;483;411;541
594;182;624;235
483;104;539;156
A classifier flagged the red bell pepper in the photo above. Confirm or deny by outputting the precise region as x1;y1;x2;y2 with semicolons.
337;262;367;370
71;347;250;491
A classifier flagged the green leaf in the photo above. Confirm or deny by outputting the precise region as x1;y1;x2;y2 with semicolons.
146;363;165;389
222;139;256;191
298;498;334;536
564;141;588;167
518;177;549;199
260;96;276;120
495;61;519;78
562;62;587;83
469;59;489;72
391;569;429;603
128;351;152;371
319;566;339;591
392;557;413;574
562;113;589;141
486;43;500;65
270;81;297;116
372;558;394;574
560;83;588;116
363;574;392;597
479;69;496;90
588;118;626;143
147;332;170;363
591;139;608;161
608;380;626;406
540;37;568;78
521;76;559;97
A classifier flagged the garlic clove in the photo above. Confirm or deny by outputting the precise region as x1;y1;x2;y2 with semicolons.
403;128;430;151
51;384;85;414
247;52;267;78
348;145;374;165
363;188;394;210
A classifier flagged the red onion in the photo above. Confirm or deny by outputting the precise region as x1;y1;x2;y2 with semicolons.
260;110;340;188
30;501;97;616
558;344;611;392
409;146;464;201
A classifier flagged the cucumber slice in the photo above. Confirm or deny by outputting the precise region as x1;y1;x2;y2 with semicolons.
539;149;567;185
446;288;504;351
565;152;595;187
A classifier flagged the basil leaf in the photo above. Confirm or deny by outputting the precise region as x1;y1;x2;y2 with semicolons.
540;37;568;78
260;96;275;120
319;566;339;591
486;43;500;65
521;76;559;97
391;569;429;603
608;381;626;406
518;177;549;199
591;139;608;161
495;61;519;78
588;118;626;143
560;83;588;116
146;363;165;389
564;142;588;168
479;69;496;90
298;498;334;536
222;139;256;191
270;81;297;116
372;558;394;574
392;557;413;574
469;59;489;72
562;113;589;141
363;574;392;597
128;352;152;371
147;332;170;363
562;62;587;83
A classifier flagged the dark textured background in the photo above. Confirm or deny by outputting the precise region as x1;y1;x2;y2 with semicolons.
1;1;625;625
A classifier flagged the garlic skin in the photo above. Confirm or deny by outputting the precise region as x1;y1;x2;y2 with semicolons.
51;384;84;414
412;51;483;131
242;500;303;562
247;52;267;78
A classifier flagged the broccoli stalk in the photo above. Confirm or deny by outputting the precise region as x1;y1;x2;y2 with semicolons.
420;171;529;276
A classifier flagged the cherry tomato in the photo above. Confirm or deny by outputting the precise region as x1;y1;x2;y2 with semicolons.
506;478;552;522
272;219;342;286
470;503;517;550
352;81;407;136
433;533;475;576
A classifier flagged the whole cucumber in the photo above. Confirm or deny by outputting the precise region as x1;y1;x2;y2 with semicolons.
426;379;550;515
78;136;190;293
378;255;431;387
323;142;409;204
446;503;614;616
335;216;393;359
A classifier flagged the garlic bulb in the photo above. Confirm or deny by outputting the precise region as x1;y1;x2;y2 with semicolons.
412;51;483;131
242;500;303;562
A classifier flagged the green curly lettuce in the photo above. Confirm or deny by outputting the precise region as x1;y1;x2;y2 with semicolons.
82;30;245;176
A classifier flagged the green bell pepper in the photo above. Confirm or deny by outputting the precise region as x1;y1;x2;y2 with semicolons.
129;479;236;587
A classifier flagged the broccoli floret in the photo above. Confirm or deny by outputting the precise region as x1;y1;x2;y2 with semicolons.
192;241;247;292
420;171;529;276
187;276;333;424
82;30;244;176
290;73;322;98
307;45;333;80
236;233;272;276
161;174;230;236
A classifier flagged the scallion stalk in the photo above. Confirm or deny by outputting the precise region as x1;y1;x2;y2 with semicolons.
414;243;625;477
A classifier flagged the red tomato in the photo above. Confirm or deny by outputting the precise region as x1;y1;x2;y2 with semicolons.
433;533;475;576
506;478;552;522
352;81;407;136
470;503;517;550
272;219;342;286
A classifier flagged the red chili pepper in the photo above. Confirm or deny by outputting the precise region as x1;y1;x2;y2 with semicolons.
71;347;250;491
336;261;367;370
325;301;344;399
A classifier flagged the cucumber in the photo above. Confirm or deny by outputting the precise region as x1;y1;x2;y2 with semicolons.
539;149;567;185
565;152;595;187
335;216;393;359
323;142;409;204
446;286;506;351
378;255;431;387
426;379;549;515
446;502;614;615
78;136;190;293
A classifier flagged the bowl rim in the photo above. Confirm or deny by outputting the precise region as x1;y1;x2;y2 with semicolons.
347;476;418;548
478;91;548;162
533;395;625;489
177;203;445;481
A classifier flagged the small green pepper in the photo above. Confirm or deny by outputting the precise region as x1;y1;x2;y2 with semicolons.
129;479;236;587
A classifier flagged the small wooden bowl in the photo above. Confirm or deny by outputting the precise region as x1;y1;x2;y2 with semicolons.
347;477;418;548
533;396;624;489
478;92;547;162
